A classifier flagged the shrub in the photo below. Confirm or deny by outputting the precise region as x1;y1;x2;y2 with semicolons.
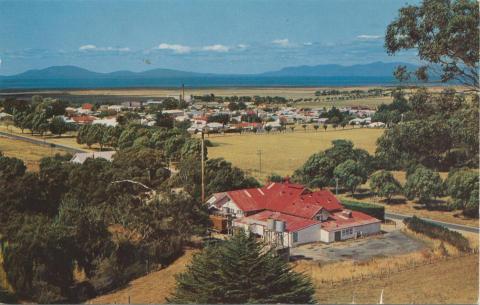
341;200;385;220
403;216;470;252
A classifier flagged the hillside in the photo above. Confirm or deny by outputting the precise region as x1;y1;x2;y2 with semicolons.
0;61;414;80
88;249;198;304
87;250;478;304
261;62;418;77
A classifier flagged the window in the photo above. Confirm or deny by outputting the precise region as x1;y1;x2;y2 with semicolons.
292;232;298;243
341;228;353;236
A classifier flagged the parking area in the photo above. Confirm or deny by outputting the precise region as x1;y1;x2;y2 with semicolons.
290;230;426;262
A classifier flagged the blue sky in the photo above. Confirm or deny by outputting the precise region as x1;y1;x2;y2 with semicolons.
0;0;420;75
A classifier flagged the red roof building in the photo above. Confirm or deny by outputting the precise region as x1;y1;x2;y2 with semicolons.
71;115;96;124
208;181;381;246
82;103;94;110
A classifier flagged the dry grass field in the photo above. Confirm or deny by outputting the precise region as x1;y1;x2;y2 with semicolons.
0;125;94;151
88;249;199;304
312;253;478;304
0;136;70;171
207;127;384;181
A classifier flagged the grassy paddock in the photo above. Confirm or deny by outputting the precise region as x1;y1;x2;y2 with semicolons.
0;136;70;171
312;253;478;304
207;127;383;181
0;125;94;151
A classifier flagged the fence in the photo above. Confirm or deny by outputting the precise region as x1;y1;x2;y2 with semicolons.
312;252;477;288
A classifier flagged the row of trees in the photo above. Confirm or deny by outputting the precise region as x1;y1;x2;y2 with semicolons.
7;96;76;136
75;124;203;162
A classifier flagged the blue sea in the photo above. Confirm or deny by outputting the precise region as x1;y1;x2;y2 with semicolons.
0;76;398;90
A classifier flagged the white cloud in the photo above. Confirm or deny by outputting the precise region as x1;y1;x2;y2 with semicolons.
157;43;192;54
79;44;97;51
202;44;230;52
272;38;291;47
79;45;130;52
356;35;382;40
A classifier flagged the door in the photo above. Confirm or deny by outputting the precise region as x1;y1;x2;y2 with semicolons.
334;231;341;241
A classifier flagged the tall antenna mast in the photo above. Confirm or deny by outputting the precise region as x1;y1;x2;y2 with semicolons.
182;83;185;102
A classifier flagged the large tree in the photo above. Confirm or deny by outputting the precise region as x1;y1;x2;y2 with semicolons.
404;166;444;205
385;0;479;89
445;169;479;217
333;159;369;195
293;140;372;188
169;231;315;303
369;170;402;203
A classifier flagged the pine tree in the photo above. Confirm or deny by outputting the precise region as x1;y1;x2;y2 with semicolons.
169;231;316;304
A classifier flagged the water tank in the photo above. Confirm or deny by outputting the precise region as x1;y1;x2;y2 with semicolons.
267;218;275;231
275;220;285;232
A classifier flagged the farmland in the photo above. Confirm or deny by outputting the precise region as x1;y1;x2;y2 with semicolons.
312;253;478;304
0;135;70;171
207;127;384;181
0;125;93;151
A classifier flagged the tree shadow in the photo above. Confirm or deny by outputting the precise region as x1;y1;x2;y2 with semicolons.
381;198;407;205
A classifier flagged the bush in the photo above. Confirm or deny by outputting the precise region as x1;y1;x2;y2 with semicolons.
341;200;385;220
403;216;471;252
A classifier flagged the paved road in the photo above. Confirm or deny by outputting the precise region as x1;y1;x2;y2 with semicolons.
385;212;479;233
0;130;86;154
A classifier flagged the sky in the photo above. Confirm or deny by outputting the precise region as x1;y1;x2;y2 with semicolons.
0;0;420;75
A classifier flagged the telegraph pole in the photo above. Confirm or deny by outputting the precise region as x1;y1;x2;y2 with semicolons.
181;83;185;102
257;149;262;174
335;177;339;195
201;130;205;203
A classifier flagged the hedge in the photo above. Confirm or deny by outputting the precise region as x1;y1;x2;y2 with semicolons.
341;200;385;221
403;216;471;252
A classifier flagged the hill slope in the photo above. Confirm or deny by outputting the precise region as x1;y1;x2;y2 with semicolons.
88;249;198;304
261;62;418;77
0;62;416;79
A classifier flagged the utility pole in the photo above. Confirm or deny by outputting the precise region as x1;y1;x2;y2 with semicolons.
257;149;262;174
335;177;339;195
201;130;205;203
181;83;185;102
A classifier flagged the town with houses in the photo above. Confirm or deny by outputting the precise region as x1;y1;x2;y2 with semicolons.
39;95;383;135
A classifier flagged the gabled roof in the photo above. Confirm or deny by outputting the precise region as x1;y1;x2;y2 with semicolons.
215;181;344;219
226;188;267;212
236;210;321;232
321;210;381;232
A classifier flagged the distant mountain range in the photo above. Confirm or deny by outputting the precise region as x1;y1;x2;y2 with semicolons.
0;61;417;80
260;62;418;77
0;62;419;89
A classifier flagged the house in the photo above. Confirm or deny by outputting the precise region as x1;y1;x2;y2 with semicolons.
162;109;185;118
207;181;381;247
92;117;118;127
0;112;13;120
368;122;386;128
70;151;116;164
71;115;96;125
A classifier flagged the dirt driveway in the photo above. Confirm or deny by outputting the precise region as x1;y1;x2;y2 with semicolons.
290;230;425;262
